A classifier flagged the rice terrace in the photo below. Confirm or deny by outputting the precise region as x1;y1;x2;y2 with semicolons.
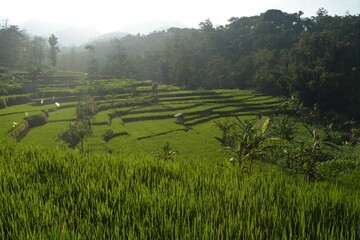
1;77;282;158
1;6;360;240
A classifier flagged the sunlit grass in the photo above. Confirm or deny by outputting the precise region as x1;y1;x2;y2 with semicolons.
21;121;70;147
0;139;358;239
1;80;360;239
48;107;76;121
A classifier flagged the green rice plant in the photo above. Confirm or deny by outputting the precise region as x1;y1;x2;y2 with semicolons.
0;139;359;239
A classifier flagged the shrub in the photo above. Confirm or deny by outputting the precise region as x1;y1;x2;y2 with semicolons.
57;124;81;149
214;119;236;147
323;123;342;145
0;94;33;109
0;97;6;108
316;160;360;179
7;121;30;141
154;142;177;160
57;122;92;151
103;129;114;142
42;109;49;118
271;116;297;141
25;114;48;128
76;98;97;121
277;95;306;117
216;117;283;173
275;125;338;180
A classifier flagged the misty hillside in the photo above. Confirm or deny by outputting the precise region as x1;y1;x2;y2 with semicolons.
19;19;101;46
17;19;189;46
120;20;190;34
94;31;128;41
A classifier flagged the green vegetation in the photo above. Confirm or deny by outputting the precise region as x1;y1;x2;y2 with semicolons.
0;139;359;239
1;8;360;238
1;80;281;159
2;9;360;119
0;78;359;238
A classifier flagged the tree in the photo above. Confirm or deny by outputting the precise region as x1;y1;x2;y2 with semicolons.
57;47;86;72
58;96;96;152
85;44;98;79
199;19;214;32
28;36;47;66
39;10;359;121
48;34;59;67
103;39;128;78
0;25;27;67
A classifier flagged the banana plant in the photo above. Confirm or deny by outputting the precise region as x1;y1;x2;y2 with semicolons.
301;125;338;180
154;142;178;160
272;116;297;141
226;116;283;174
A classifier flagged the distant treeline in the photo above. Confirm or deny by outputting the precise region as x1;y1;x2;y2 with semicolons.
1;9;360;118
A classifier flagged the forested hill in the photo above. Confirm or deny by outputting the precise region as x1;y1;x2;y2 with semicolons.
1;9;360;118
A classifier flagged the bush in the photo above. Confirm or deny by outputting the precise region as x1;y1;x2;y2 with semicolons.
0;82;27;95
42;109;49;118
25;114;48;128
102;130;129;142
271;116;297;141
57;122;92;150
0;94;33;109
7;121;30;141
103;129;114;142
0;97;5;108
316;160;360;179
57;126;81;149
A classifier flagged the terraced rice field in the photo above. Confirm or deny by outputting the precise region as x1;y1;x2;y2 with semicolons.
0;80;283;160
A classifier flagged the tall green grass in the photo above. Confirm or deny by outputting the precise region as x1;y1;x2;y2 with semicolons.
0;139;359;239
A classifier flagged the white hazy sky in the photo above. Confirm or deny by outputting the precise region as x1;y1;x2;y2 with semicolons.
2;0;360;33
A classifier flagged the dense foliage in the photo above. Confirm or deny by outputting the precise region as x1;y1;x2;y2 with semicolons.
57;9;360;119
1;9;359;119
0;25;49;68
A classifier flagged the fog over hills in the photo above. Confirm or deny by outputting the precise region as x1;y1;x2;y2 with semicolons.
14;19;189;46
121;20;190;34
17;19;100;46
